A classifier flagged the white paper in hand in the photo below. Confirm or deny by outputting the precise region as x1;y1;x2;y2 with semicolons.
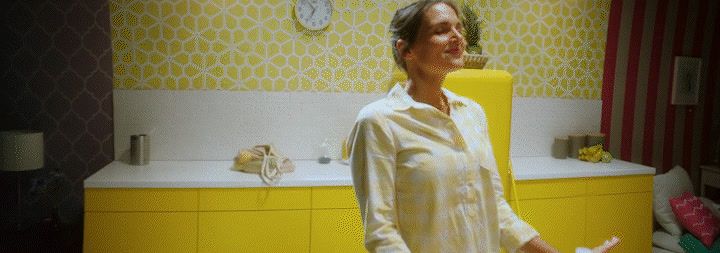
577;236;620;253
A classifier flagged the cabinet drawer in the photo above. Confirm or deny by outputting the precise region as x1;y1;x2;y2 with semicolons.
84;212;197;253
512;178;586;200
312;186;358;209
586;192;653;252
199;187;310;211
587;175;653;195
198;210;311;253
517;197;586;253
85;188;197;212
311;209;366;253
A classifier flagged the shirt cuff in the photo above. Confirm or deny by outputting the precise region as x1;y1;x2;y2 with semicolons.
502;219;540;253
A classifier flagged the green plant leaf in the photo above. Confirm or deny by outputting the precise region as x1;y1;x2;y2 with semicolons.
461;3;480;48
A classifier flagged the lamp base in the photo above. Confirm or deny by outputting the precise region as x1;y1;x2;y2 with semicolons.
1;210;69;252
14;172;23;231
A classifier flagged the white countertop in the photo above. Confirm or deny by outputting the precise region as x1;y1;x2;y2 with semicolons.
511;156;656;180
84;160;353;188
85;157;656;188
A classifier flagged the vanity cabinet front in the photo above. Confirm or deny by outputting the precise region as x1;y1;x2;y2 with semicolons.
511;175;653;253
197;188;312;253
85;175;651;253
84;186;366;253
83;188;198;253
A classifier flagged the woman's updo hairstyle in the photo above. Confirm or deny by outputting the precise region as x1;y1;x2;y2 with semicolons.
389;0;460;71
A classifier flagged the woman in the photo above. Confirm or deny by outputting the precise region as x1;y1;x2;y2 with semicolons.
347;1;620;252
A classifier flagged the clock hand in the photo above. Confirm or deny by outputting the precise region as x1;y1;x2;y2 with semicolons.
309;2;316;18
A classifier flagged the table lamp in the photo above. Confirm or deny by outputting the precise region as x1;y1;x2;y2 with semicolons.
0;130;44;229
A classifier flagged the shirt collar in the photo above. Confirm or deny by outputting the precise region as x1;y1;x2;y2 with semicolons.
386;82;466;111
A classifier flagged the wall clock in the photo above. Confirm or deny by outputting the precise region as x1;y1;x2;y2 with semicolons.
294;0;332;30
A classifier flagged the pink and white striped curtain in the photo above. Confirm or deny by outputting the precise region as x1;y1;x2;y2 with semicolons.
601;0;720;174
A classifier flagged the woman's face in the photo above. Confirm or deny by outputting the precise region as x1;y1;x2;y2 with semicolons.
406;3;466;75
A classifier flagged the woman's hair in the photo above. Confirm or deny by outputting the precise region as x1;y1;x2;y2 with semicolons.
389;0;460;71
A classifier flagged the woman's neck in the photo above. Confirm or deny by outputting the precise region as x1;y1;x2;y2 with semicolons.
405;68;448;114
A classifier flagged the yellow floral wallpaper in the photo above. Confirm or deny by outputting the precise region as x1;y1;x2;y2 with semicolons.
110;0;609;98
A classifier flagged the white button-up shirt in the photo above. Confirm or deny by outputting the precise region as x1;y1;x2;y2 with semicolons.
348;83;538;253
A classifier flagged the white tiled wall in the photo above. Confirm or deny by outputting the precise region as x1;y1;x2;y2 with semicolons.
511;97;602;157
113;90;383;161
114;91;601;161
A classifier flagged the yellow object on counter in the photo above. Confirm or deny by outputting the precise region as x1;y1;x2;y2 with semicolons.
578;144;612;163
600;151;613;163
341;138;349;161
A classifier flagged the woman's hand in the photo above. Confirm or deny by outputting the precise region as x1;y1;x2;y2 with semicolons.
591;237;620;253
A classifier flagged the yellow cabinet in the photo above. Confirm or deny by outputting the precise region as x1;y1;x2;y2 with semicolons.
83;188;198;253
311;186;358;209
84;212;197;253
311;209;366;253
196;187;312;253
198;210;311;253
85;188;198;212
310;186;367;253
512;178;586;253
517;197;586;253
511;175;653;253
198;187;311;211
585;175;653;253
586;192;653;253
84;176;652;253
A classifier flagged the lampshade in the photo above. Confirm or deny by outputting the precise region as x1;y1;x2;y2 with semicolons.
0;130;44;171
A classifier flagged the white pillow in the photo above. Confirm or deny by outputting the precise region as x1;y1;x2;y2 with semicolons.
652;247;680;253
652;230;683;253
699;197;720;219
653;166;694;236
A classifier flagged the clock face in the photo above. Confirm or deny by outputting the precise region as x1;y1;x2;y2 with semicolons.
295;0;332;30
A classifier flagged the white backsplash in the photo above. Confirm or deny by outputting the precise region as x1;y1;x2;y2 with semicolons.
114;90;601;161
113;89;383;161
511;97;602;157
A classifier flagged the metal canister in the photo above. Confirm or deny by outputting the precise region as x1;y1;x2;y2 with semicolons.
130;134;150;165
568;134;587;159
551;136;569;159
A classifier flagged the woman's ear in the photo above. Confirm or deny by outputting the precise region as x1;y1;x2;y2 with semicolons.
396;39;413;60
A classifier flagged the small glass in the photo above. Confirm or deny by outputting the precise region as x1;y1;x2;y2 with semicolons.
318;138;331;164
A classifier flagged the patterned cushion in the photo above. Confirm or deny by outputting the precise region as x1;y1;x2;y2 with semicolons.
655;166;695;235
678;233;720;253
670;192;720;247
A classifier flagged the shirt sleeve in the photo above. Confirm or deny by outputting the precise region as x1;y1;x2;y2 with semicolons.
347;111;411;253
474;104;539;253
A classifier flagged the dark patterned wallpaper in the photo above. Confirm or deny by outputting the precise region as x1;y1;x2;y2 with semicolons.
0;0;112;251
